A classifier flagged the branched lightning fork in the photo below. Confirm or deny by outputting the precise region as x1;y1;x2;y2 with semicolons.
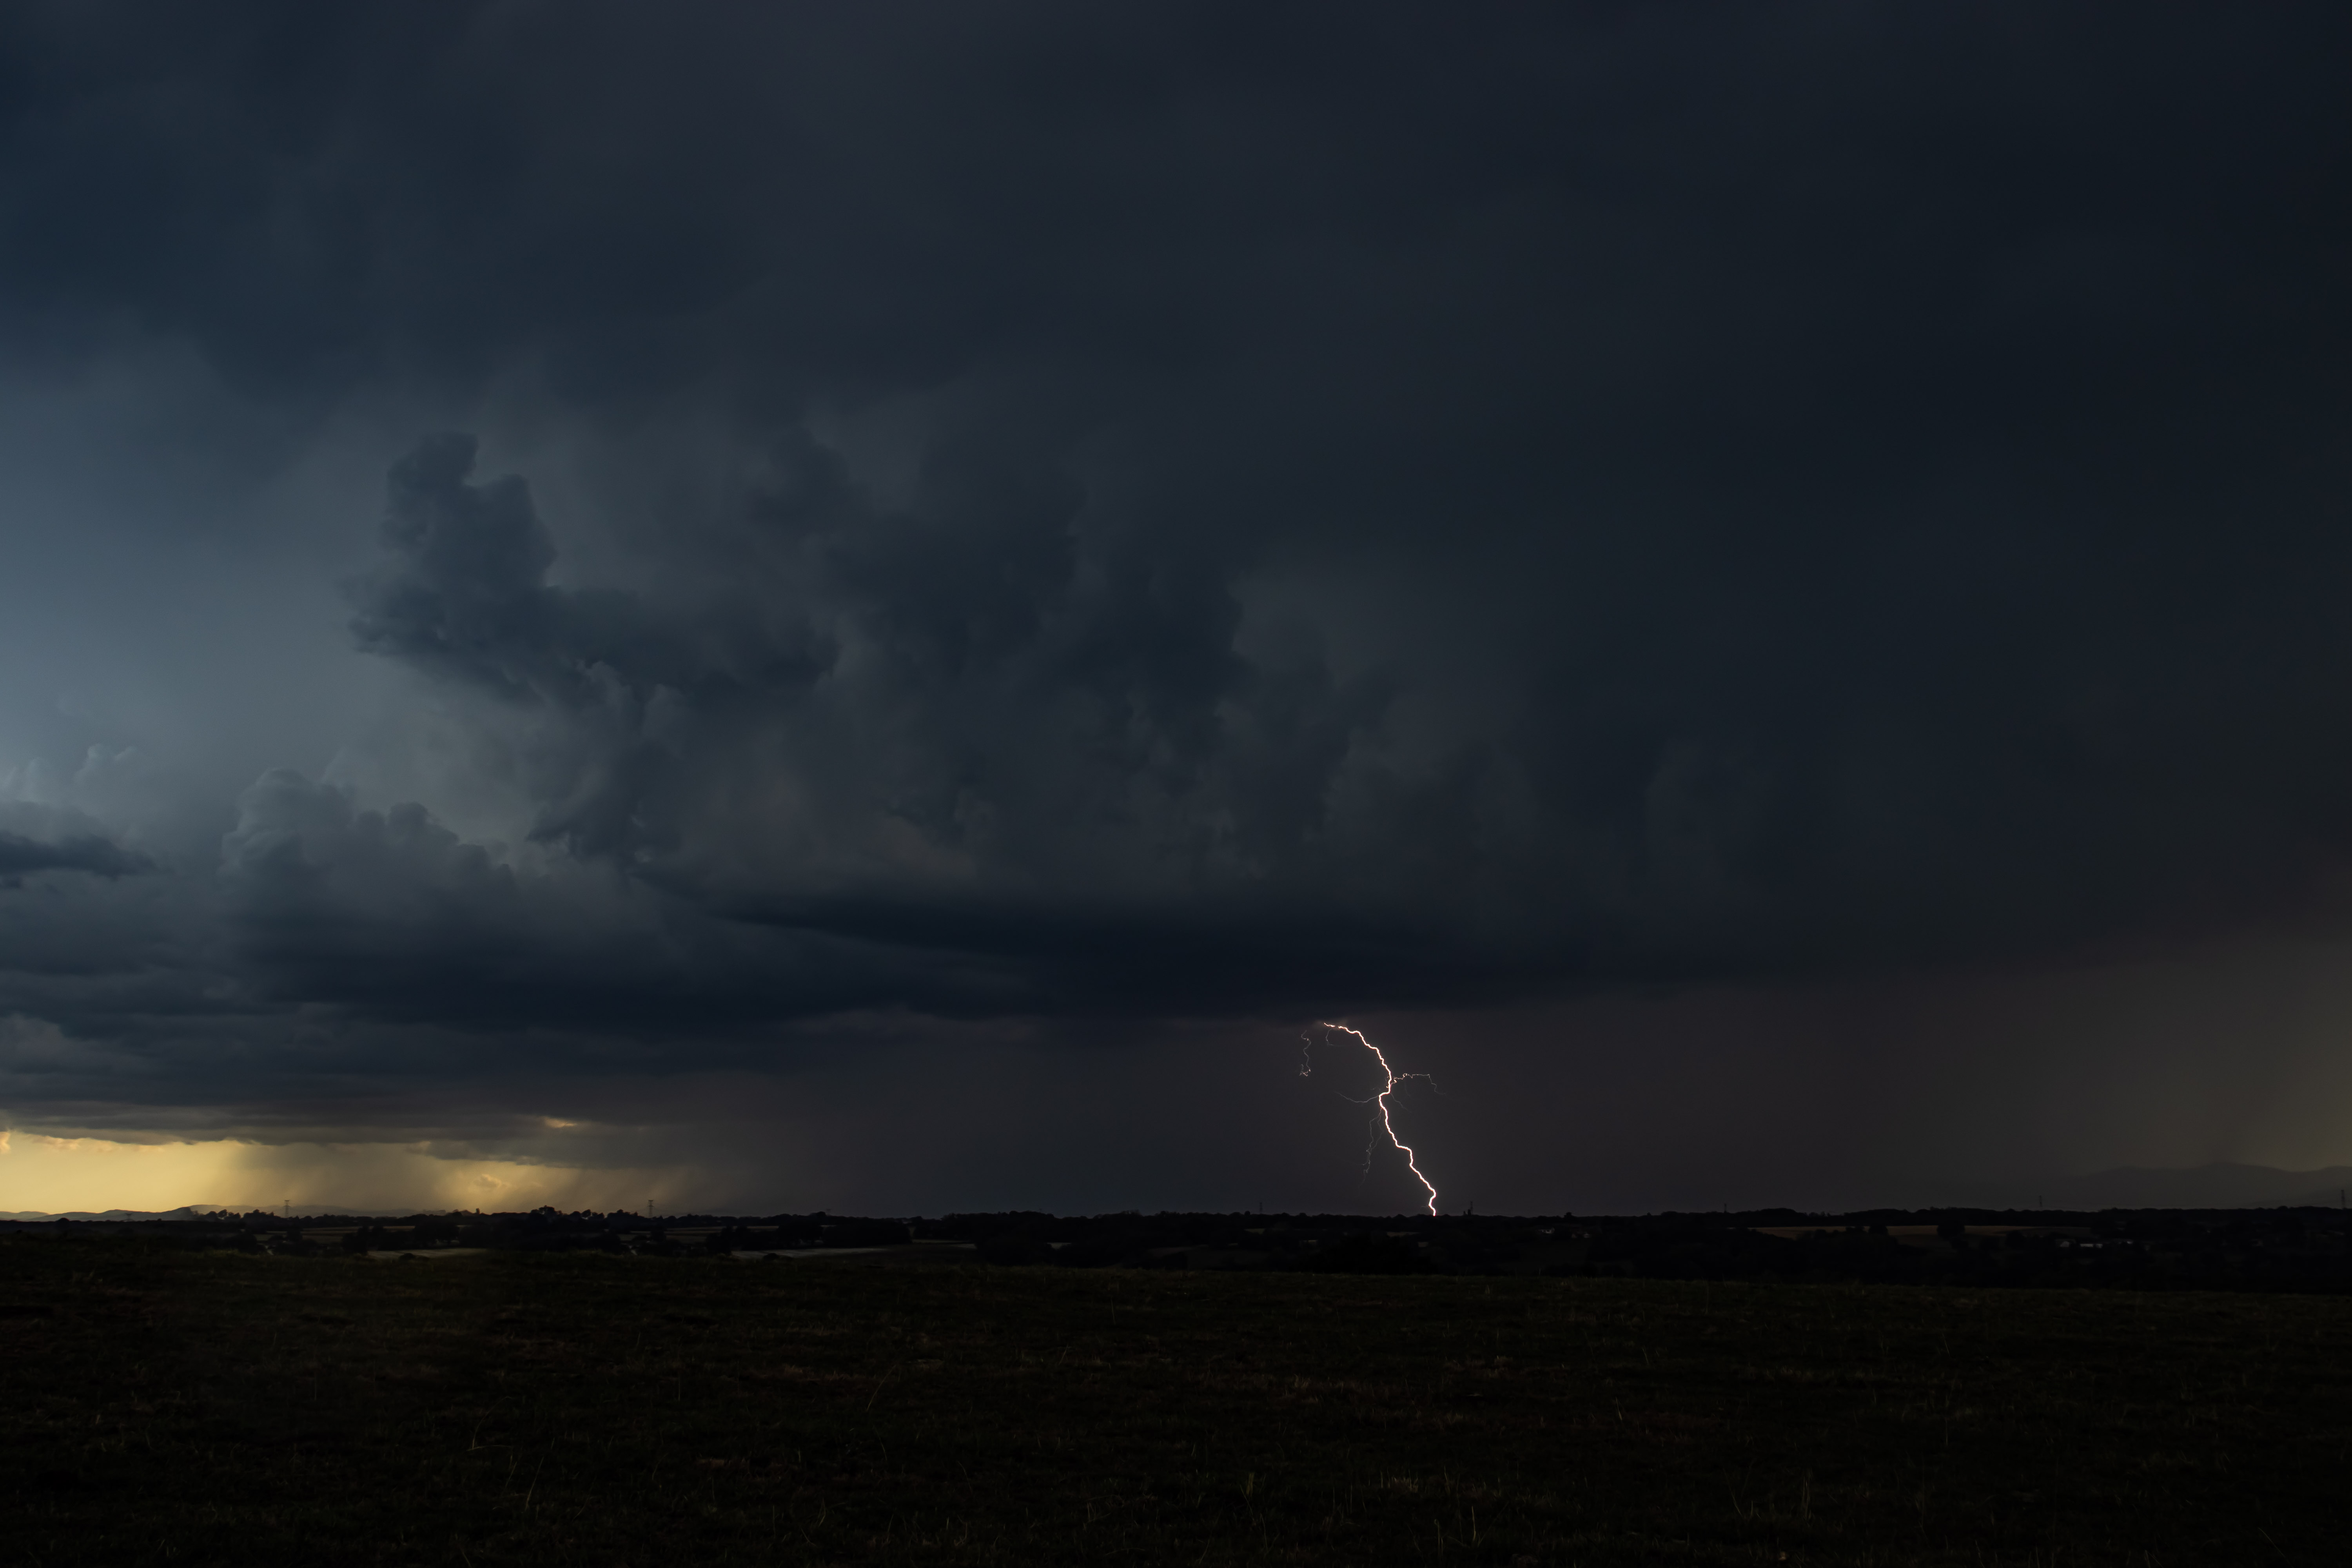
1301;1022;1439;1216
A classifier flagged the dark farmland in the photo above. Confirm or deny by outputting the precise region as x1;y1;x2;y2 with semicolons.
6;1234;2349;1566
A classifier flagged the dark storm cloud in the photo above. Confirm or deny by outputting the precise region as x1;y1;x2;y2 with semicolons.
0;829;147;882
217;768;1007;1030
6;2;2352;1147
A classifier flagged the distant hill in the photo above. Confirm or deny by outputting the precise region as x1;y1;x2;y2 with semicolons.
2038;1163;2352;1210
0;1205;374;1221
5;1172;2349;1223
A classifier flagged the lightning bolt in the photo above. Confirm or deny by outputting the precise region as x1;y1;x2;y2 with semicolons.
1301;1022;1439;1217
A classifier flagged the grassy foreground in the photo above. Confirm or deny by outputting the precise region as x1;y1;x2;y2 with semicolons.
4;1237;2345;1566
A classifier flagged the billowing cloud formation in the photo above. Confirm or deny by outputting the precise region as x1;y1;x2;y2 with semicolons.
4;4;2352;1207
0;817;148;882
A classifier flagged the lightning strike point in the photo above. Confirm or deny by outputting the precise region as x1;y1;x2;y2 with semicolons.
1302;1022;1440;1216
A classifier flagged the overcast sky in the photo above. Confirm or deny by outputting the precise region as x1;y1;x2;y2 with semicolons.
6;4;2352;1215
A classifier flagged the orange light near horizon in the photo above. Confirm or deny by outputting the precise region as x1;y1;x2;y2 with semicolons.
0;1131;679;1215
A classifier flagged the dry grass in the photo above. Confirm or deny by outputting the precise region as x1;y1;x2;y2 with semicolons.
4;1236;2347;1564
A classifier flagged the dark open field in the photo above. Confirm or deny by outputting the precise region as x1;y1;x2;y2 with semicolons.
5;1235;2346;1566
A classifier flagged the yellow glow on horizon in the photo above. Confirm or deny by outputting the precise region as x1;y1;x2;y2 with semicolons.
0;1131;681;1215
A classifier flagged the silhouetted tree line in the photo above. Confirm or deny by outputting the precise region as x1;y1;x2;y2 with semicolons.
7;1205;2348;1290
